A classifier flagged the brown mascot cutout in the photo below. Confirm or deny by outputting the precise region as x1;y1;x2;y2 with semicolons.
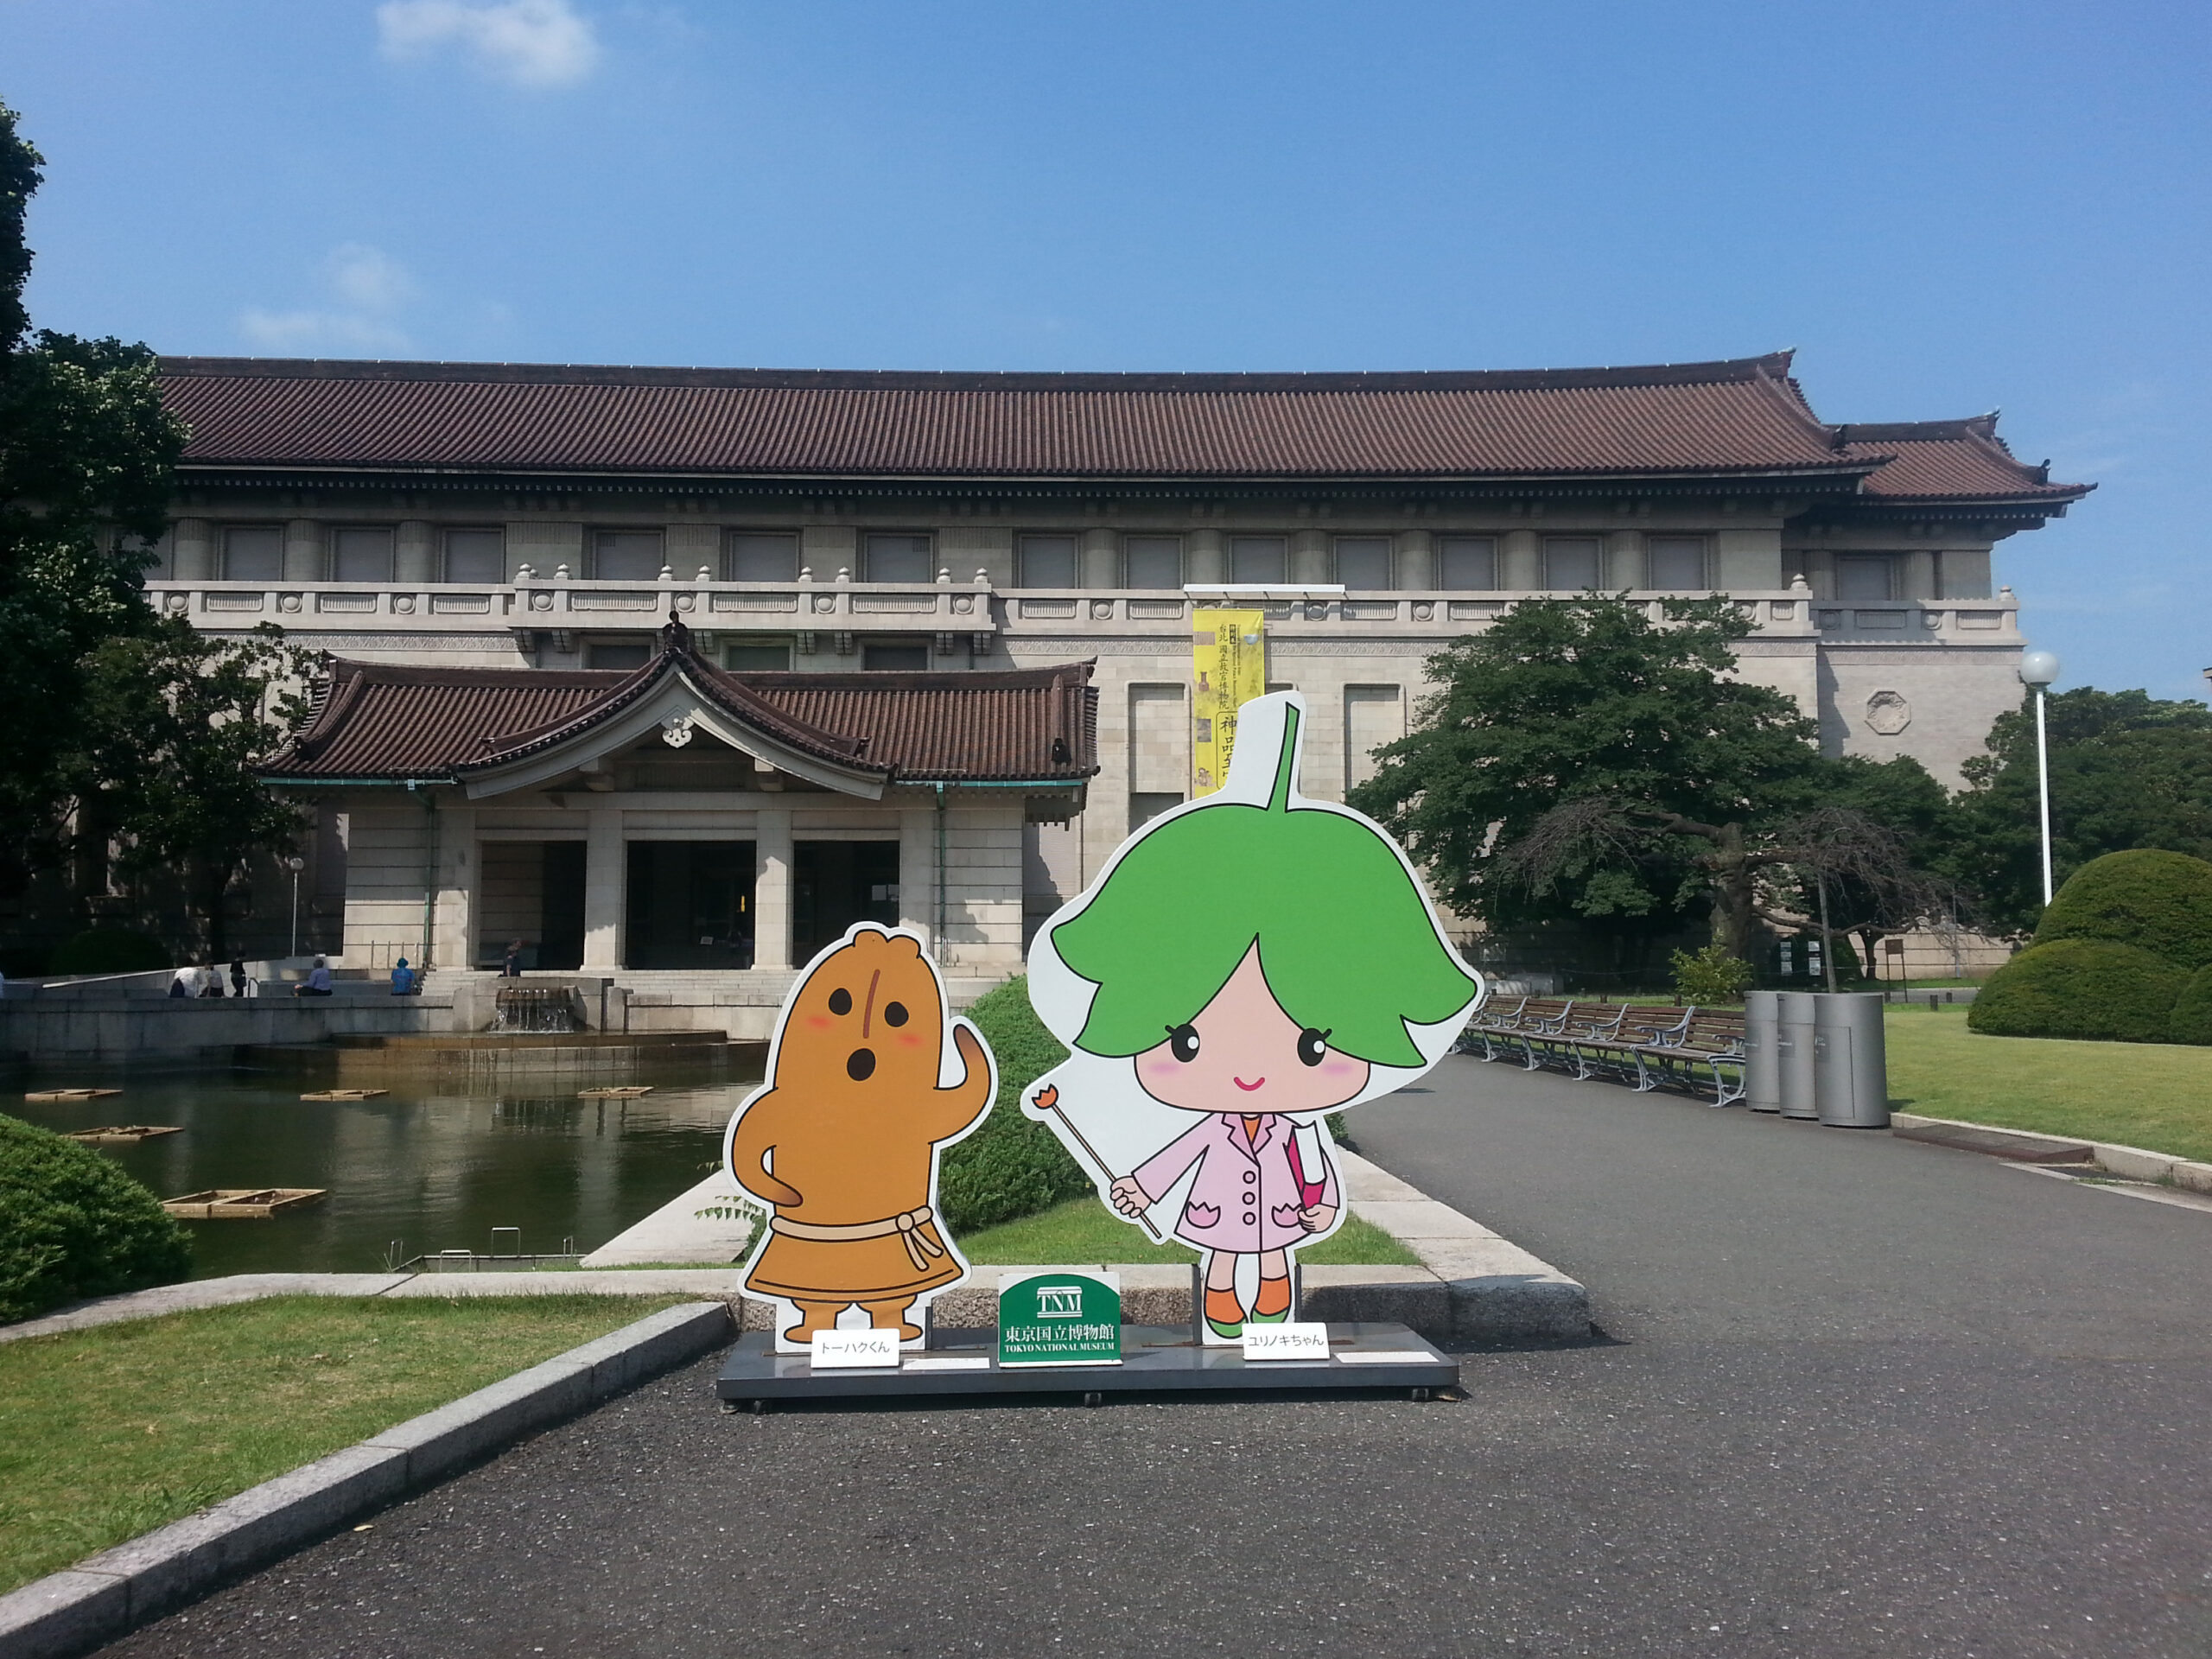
724;923;997;1350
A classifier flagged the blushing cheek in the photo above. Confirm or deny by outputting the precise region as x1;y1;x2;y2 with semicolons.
804;1014;834;1030
1320;1058;1362;1083
896;1033;925;1047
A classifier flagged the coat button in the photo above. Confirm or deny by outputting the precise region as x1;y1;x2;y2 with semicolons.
1243;1212;1255;1224
1243;1171;1255;1184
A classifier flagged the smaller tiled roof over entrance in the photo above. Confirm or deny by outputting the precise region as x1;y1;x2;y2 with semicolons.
267;630;1097;787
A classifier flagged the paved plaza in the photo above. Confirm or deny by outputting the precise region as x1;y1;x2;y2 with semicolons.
97;1055;2212;1657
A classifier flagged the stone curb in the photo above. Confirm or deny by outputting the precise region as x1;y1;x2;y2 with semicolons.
1891;1112;2212;1196
0;1300;734;1659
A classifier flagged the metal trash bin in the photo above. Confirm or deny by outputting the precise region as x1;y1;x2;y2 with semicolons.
1744;989;1781;1113
1777;991;1819;1120
1815;992;1891;1128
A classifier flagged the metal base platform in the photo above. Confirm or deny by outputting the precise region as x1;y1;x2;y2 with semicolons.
715;1323;1459;1408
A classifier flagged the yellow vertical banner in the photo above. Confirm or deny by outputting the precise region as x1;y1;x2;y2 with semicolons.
1191;608;1266;797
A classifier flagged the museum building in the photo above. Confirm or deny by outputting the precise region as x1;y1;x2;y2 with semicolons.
146;351;2088;1007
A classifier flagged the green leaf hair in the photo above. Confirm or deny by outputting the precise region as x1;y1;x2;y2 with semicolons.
1051;705;1479;1067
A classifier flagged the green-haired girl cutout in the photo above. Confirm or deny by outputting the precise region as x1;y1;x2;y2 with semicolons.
1025;691;1484;1340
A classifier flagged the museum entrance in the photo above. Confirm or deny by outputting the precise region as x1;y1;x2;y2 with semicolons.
625;841;757;969
792;840;900;962
478;841;586;970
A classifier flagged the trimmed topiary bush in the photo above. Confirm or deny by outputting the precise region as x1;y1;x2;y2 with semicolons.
2169;965;2212;1046
47;928;170;976
938;976;1090;1233
0;1114;191;1324
1968;938;2189;1044
2034;849;2212;971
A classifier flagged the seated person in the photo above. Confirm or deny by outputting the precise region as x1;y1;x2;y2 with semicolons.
390;957;416;996
293;957;334;997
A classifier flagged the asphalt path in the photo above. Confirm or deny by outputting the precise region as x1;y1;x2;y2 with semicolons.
99;1054;2212;1657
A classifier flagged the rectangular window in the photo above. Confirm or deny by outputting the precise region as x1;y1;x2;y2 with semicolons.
586;640;651;671
724;639;793;671
725;531;798;582
594;530;664;581
861;639;930;671
1645;536;1708;590
1124;535;1183;589
1129;791;1183;830
444;528;505;582
1835;555;1894;601
1436;536;1497;590
1544;537;1602;590
1018;534;1078;587
221;525;283;582
1334;537;1393;589
1230;536;1287;585
864;533;932;583
332;526;395;583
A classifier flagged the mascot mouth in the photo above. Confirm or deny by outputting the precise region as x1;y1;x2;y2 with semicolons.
1232;1076;1264;1092
847;1048;876;1081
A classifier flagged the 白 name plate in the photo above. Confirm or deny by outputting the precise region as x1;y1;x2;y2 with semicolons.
1242;1322;1330;1361
809;1328;901;1369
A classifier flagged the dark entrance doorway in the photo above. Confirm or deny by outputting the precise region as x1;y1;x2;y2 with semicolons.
793;840;900;961
478;841;585;969
625;842;757;969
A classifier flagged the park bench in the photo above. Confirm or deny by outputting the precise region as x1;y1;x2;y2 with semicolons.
1463;998;1748;1107
1465;997;1581;1068
1622;1009;1747;1106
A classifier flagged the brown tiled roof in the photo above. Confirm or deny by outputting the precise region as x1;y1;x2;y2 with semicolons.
1832;416;2084;503
266;648;1098;786
163;353;1875;484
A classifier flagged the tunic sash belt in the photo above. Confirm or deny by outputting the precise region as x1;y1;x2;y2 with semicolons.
769;1205;947;1273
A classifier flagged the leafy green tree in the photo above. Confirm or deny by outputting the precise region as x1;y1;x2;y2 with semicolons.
1948;688;2212;938
71;620;313;960
1351;596;1832;963
0;101;186;887
1350;595;1958;969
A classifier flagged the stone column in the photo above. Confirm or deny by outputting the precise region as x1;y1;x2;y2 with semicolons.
1501;529;1541;590
395;521;436;583
1186;528;1228;584
1609;529;1645;591
581;807;625;969
1901;550;1939;601
1395;529;1433;589
899;806;939;960
753;809;792;969
171;519;215;581
1080;528;1119;589
434;804;474;969
283;520;324;582
1289;529;1330;585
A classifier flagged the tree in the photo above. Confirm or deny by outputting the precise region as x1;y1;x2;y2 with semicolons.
1948;687;2212;938
0;101;187;886
1350;596;1834;963
1349;595;1961;972
70;620;313;960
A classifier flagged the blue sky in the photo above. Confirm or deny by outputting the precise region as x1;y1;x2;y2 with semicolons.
3;1;2205;701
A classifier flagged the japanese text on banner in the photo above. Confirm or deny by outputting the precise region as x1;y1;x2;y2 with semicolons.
1192;609;1265;797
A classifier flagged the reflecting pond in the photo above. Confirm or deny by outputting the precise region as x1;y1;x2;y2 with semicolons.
8;1060;761;1279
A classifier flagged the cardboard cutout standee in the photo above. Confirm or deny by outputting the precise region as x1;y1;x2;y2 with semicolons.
723;924;996;1351
1025;692;1485;1342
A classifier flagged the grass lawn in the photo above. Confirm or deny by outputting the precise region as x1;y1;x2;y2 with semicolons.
958;1196;1421;1267
1885;1007;2212;1163
0;1294;695;1597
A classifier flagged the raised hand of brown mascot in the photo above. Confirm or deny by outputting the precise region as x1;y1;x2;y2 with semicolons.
727;926;995;1344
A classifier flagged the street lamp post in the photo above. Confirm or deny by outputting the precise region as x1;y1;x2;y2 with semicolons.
285;858;307;960
2018;651;2061;906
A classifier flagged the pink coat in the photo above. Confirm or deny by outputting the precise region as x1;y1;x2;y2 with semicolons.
1132;1112;1340;1255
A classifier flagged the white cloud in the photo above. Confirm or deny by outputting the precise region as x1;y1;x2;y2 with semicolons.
238;244;418;357
377;0;600;89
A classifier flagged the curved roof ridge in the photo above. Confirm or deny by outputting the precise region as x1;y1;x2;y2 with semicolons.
159;352;1798;395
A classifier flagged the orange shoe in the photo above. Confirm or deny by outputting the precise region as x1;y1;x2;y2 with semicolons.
1250;1274;1293;1323
1205;1286;1246;1338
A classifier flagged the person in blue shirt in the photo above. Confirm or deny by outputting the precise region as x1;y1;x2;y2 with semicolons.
294;957;334;997
391;958;416;996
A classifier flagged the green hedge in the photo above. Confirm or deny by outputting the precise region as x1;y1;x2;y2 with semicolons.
938;976;1091;1234
2035;849;2212;971
2169;965;2212;1046
0;1115;191;1325
1967;939;2190;1044
48;929;170;976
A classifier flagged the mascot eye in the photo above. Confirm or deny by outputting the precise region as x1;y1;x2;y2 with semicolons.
827;988;852;1015
1297;1027;1332;1068
883;1001;908;1027
1166;1023;1200;1063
